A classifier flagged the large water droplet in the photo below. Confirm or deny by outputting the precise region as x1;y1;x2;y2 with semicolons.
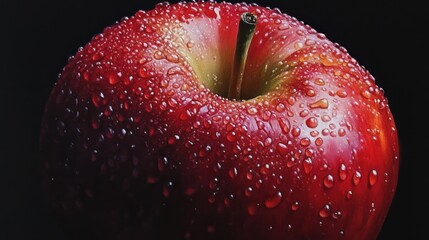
323;174;334;188
291;201;300;211
369;170;378;186
248;203;257;216
306;117;318;128
319;204;331;218
276;142;288;155
346;190;353;200
166;53;180;63
229;167;238;179
303;158;313;174
353;171;362;186
226;132;237;142
361;90;371;99
154;50;164;60
339;164;347;181
310;98;329;109
332;211;342;220
300;138;311;147
92;51;104;61
265;192;283;209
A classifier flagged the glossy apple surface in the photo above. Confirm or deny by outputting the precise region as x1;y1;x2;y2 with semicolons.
40;2;399;239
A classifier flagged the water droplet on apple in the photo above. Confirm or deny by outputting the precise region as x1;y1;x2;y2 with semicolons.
314;78;325;86
278;117;290;134
166;53;180;63
276;103;285;112
154;50;164;60
229;167;238;179
265;192;282;209
319;204;331;218
276;142;288;155
209;178;217;190
353;171;362;186
245;187;253;197
226;132;237;142
224;195;233;206
163;182;172;198
278;23;290;30
92;51;104;61
332;211;342;220
361;90;371;99
291;201;300;211
303;158;313;174
300;138;311;147
339;164;347;181
108;73;121;85
346;190;353;200
323;174;334;188
248;203;257;215
91;92;105;108
337;90;348;98
247;107;257;115
292;127;301;137
306;117;318;128
369;169;378;186
310;98;329;109
167;66;184;75
338;128;346;137
186;40;194;49
315;137;323;146
305;39;316;46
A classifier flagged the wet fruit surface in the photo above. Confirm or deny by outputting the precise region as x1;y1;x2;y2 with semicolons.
40;2;399;239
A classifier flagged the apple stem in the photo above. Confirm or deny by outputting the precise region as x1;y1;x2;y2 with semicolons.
227;12;257;100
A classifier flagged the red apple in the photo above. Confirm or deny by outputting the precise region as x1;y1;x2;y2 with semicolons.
40;1;399;239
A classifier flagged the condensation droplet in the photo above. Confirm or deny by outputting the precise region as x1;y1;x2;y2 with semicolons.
291;201;300;211
108;73;121;85
166;53;180;63
265;192;283;209
92;51;104;61
248;203;257;216
315;137;323;146
353;171;362;186
306;117;318;128
332;211;342;220
314;78;325;86
323;174;334;188
229;167;238;179
369;169;378;186
337;90;348;98
339;164;347;181
300;138;311;147
346;190;353;200
276;142;288;155
310;98;329;109
154;50;164;60
247;107;257;115
245;187;253;197
303;158;313;174
319;204;330;218
226;132;237;142
361;90;371;99
292;127;301;137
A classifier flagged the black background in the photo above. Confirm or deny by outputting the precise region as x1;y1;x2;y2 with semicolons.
2;0;425;239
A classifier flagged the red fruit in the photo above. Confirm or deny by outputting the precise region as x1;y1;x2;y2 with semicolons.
40;2;399;240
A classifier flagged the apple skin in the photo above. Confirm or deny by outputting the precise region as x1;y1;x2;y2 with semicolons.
40;1;399;240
